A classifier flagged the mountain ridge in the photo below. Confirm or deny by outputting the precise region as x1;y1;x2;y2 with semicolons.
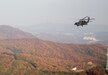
0;25;35;39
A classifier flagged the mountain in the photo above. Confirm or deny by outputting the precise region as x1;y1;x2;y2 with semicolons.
35;32;97;44
36;32;85;44
95;32;108;44
0;25;35;39
0;39;107;74
36;32;108;44
0;25;107;74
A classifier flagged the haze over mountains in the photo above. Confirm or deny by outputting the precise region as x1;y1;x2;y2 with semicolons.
17;23;108;44
36;31;108;44
0;25;108;44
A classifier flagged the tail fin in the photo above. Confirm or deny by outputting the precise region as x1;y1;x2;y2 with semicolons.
87;17;90;23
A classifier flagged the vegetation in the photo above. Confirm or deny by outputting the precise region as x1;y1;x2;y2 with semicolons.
0;39;107;75
10;48;22;55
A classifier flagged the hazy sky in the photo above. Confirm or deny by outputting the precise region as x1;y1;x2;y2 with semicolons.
0;0;108;33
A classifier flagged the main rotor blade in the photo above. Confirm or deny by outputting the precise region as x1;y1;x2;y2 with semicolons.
90;18;95;20
83;18;95;20
89;21;93;22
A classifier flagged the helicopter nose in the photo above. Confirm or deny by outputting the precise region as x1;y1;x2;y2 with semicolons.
74;23;77;25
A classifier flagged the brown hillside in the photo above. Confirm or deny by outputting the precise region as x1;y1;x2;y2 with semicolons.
0;39;107;72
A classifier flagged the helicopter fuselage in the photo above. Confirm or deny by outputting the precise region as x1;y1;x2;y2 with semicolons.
74;20;88;26
74;16;92;27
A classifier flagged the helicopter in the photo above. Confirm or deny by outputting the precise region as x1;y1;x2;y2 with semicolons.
74;16;94;27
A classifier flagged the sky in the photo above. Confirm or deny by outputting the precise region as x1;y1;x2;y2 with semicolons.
0;0;108;33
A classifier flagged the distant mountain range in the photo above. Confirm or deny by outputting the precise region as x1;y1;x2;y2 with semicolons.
0;25;107;74
36;32;108;45
0;25;107;45
19;23;108;45
0;25;35;39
